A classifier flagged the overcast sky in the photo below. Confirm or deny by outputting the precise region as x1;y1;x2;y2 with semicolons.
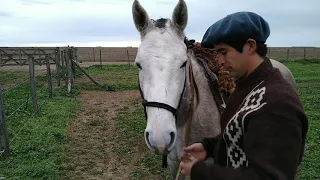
0;0;319;47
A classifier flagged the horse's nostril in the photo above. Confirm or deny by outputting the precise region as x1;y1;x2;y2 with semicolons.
169;131;175;147
145;131;151;147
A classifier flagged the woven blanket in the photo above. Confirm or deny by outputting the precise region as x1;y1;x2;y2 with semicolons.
191;41;236;96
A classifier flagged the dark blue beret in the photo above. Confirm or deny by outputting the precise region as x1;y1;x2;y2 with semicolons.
201;11;270;48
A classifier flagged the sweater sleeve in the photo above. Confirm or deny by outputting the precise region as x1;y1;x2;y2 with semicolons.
190;102;307;180
200;134;221;159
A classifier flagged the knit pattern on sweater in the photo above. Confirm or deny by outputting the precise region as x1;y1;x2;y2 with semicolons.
223;81;267;168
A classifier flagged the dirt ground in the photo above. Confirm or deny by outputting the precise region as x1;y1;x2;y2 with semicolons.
63;89;149;180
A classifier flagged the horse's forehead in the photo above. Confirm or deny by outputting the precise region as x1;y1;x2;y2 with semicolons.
140;30;185;54
138;39;187;63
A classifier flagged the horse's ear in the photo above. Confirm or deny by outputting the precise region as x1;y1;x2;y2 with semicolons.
132;0;150;33
172;0;188;31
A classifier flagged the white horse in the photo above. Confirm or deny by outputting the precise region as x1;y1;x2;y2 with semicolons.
132;0;296;179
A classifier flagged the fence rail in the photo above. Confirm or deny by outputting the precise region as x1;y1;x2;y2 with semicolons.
0;47;59;66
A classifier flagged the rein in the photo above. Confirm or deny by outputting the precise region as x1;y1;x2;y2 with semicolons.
174;45;196;180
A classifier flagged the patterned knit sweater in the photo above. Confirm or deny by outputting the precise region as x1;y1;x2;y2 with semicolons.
190;57;309;180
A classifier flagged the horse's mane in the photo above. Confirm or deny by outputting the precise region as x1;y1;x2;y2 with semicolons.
187;40;237;96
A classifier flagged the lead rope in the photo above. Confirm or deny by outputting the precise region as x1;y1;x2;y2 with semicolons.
175;52;196;180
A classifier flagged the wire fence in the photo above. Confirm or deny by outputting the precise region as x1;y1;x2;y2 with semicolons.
0;47;76;158
4;73;60;146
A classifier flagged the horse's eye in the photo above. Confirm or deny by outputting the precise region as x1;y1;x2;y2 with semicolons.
136;63;142;69
180;61;187;68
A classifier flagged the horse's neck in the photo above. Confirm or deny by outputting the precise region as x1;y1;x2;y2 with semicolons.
177;51;222;144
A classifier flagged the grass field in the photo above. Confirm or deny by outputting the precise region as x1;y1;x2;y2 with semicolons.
281;60;320;179
0;60;319;179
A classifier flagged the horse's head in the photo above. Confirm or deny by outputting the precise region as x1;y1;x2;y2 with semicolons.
132;0;189;155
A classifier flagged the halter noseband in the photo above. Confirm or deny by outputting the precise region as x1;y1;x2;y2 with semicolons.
141;99;179;117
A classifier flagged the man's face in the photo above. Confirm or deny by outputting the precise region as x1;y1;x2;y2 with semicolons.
214;43;249;78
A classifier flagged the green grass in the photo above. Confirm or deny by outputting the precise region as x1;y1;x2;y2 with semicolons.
73;64;139;91
0;71;30;91
0;72;80;180
282;61;320;179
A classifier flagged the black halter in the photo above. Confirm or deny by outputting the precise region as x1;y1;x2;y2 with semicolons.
138;37;194;168
138;76;186;121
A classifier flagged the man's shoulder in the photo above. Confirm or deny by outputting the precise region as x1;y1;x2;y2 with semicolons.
264;68;300;105
245;73;307;127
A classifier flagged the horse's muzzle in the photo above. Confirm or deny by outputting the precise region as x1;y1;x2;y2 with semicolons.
144;130;176;155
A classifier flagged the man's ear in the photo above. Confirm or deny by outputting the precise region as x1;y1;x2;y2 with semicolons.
246;38;257;54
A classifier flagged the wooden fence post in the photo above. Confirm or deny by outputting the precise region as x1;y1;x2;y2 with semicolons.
0;51;2;66
0;85;10;158
93;48;95;61
55;48;61;87
70;47;76;75
286;49;289;61
100;48;102;69
66;49;73;93
126;49;130;65
60;50;65;86
75;47;80;63
69;48;74;84
63;50;68;86
45;54;53;98
268;48;271;58
29;56;39;116
303;48;306;60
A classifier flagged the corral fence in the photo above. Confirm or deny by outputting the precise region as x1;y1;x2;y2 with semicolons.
76;46;137;64
266;46;320;61
0;46;79;158
75;46;320;63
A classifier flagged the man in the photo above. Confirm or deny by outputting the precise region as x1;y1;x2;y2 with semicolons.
179;11;309;179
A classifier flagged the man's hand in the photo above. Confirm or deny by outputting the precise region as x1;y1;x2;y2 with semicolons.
180;154;199;176
181;143;207;161
179;143;207;176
